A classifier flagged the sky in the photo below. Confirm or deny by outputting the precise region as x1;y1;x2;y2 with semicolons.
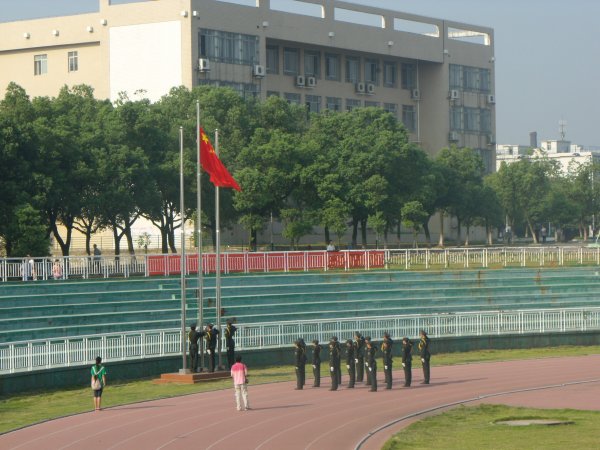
1;0;599;147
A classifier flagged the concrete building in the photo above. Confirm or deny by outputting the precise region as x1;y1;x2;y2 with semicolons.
0;0;496;168
1;0;496;249
496;139;598;174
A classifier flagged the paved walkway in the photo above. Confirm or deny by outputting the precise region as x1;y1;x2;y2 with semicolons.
2;355;599;450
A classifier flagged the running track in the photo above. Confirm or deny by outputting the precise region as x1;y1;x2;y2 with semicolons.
2;355;599;450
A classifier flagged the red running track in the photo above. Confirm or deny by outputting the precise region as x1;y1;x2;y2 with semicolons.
2;355;599;450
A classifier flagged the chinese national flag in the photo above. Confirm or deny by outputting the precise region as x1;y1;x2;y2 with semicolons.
199;127;241;191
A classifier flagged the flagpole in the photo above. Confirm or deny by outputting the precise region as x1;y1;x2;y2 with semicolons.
215;129;223;371
179;126;188;373
196;100;205;372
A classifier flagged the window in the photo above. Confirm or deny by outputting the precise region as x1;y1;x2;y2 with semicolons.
365;58;378;85
450;106;463;131
304;50;320;78
34;54;47;75
266;45;279;74
305;94;321;113
198;80;259;98
402;105;416;132
326;97;342;111
284;92;301;105
450;64;491;93
383;103;397;116
68;51;78;72
364;101;380;108
383;61;396;87
449;64;462;89
400;63;415;89
480;69;491;93
464;107;480;132
283;47;300;75
346;99;361;111
325;53;340;81
480;108;492;133
199;29;259;65
345;56;360;83
267;91;280;98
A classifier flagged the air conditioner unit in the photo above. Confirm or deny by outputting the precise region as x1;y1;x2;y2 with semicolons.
295;75;305;87
487;94;496;104
366;83;375;95
487;134;496;145
355;82;365;94
449;131;459;142
449;89;459;100
253;64;265;78
306;76;317;88
198;58;210;72
411;89;421;100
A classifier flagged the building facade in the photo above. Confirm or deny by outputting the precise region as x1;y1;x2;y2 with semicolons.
0;0;496;168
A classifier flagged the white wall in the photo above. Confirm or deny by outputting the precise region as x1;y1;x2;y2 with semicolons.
109;20;182;101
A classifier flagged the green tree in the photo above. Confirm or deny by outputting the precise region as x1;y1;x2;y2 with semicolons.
401;201;428;248
10;203;49;257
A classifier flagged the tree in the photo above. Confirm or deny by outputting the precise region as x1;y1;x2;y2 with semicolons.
10;203;49;257
401;201;428;248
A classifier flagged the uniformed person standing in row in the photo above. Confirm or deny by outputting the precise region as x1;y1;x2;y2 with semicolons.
311;339;321;387
205;323;219;372
365;337;377;392
329;336;341;391
225;320;237;369
294;338;307;390
418;330;431;384
381;332;393;390
345;339;355;388
401;337;412;387
335;337;342;385
188;324;205;373
353;332;365;383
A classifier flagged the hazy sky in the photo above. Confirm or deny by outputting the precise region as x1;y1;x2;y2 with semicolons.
1;0;599;147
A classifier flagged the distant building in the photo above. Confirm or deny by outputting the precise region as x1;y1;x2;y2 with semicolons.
496;138;598;173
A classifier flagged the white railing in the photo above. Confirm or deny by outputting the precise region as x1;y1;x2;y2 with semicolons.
2;306;600;374
2;247;600;281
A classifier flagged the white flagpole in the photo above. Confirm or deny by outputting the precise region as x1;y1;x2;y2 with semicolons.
196;101;205;371
215;129;223;370
179;126;188;373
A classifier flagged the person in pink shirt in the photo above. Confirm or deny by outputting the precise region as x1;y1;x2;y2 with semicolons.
230;355;250;411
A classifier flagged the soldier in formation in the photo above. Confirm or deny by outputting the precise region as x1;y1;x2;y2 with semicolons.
365;336;377;392
225;320;237;369
353;332;365;383
381;332;393;390
401;337;412;387
188;324;205;373
294;338;307;390
205;323;219;372
311;339;321;387
328;336;341;391
418;330;431;384
345;339;355;388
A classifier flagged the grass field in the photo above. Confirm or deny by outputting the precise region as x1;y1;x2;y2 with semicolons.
382;404;600;450
1;345;599;437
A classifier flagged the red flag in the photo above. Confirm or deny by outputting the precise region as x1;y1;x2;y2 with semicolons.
199;128;241;191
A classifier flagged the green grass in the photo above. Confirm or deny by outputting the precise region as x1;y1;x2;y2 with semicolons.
1;346;599;435
382;404;600;450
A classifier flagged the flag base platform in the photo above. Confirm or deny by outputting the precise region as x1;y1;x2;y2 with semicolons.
154;370;230;384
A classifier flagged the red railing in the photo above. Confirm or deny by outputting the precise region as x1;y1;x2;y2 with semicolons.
147;250;386;276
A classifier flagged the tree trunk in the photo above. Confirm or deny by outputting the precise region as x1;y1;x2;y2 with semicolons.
456;218;462;246
526;218;538;244
438;213;445;247
324;226;330;245
360;218;368;248
423;217;431;244
464;224;470;247
351;217;358;248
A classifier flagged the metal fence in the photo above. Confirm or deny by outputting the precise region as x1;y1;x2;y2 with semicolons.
3;247;600;281
2;306;600;374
